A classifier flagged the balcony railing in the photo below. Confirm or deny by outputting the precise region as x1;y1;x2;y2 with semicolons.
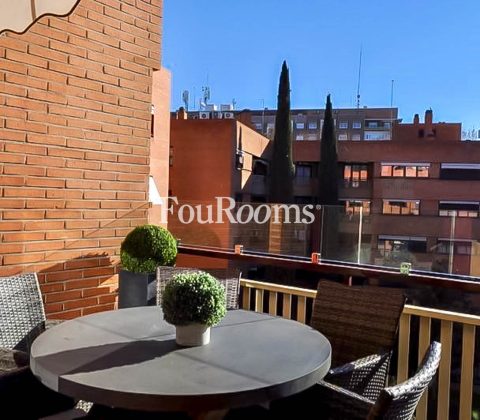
179;245;480;419
239;278;480;420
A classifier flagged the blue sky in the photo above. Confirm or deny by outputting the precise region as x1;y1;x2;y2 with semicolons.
163;0;480;130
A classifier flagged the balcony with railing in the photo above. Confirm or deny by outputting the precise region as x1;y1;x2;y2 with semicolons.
168;201;480;419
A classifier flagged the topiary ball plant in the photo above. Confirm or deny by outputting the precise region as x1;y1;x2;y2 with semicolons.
120;224;177;273
162;272;226;327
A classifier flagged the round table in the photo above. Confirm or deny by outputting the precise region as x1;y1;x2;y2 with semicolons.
31;308;331;413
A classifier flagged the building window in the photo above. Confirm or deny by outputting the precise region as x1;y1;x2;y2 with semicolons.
296;134;304;141
338;133;348;141
343;199;371;216
382;200;420;215
353;121;362;129
307;134;317;141
308;121;318;130
384;121;391;129
351;133;361;141
438;201;479;218
378;235;427;255
339;121;348;129
364;131;391;141
366;121;378;128
296;164;312;179
343;164;368;188
440;163;480;180
296;122;305;130
254;123;263;130
381;163;430;178
253;159;268;176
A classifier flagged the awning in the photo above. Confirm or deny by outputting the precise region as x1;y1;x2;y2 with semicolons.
0;0;80;35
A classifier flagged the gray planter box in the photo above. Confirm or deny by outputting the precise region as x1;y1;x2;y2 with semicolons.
118;270;157;309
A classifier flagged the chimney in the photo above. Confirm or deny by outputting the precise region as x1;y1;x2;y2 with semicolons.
177;107;187;120
425;109;433;126
413;114;419;125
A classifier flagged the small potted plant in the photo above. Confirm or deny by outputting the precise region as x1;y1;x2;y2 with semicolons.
161;271;226;346
119;224;177;308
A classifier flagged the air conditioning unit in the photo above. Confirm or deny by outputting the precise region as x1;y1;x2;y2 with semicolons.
224;112;234;119
199;112;210;119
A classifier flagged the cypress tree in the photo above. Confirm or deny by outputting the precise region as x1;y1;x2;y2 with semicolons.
269;61;294;204
317;94;340;260
318;94;339;205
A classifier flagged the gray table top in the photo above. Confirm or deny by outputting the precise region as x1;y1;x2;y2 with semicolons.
31;308;331;412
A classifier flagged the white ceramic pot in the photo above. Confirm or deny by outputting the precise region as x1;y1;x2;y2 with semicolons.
175;323;211;346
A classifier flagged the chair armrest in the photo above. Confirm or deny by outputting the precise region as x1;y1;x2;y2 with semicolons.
317;380;374;419
0;347;29;371
325;352;391;400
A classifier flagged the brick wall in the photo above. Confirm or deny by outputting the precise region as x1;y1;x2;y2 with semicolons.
0;0;163;318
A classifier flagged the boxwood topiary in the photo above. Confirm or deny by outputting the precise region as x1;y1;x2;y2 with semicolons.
120;224;177;273
162;272;226;327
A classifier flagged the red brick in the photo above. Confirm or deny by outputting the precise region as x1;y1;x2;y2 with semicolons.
66;200;100;209
83;210;116;219
65;160;101;170
48;104;86;118
87;50;119;67
4;253;45;265
27;155;65;167
48;148;84;159
0;221;24;231
0;59;27;74
5;73;48;90
26;177;65;188
0;243;24;254
5;49;47;68
26;241;64;252
84;190;116;199
45;290;82;303
5;142;46;155
3;210;45;220
27;133;67;147
84;170;116;181
0;175;25;186
3;165;45;178
29;44;67;63
28;66;67;84
3;187;45;198
50;40;87;58
48;310;82;320
47;167;83;178
46;210;82;219
5;96;47;112
65;179;100;189
46;190;83;199
0;199;25;209
65;220;99;229
3;232;44;242
24;220;64;231
85;151;117;162
27;89;67;105
67;96;103;112
64;297;99;310
46;230;83;240
49;61;86;78
26;199;65;209
5;119;47;133
65;239;99;249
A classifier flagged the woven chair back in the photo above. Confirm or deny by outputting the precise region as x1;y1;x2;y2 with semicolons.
368;341;441;420
0;273;46;352
311;280;405;367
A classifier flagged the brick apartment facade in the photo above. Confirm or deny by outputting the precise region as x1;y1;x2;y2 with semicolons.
181;108;480;276
0;0;167;318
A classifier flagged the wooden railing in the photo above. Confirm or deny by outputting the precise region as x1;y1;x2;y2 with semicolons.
240;278;480;420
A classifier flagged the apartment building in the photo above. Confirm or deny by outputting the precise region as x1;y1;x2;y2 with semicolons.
182;107;480;276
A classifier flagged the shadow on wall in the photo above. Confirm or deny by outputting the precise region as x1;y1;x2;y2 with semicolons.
37;253;121;320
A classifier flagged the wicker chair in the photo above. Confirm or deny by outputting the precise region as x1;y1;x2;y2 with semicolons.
316;341;442;420
311;280;406;400
0;273;76;418
156;267;241;309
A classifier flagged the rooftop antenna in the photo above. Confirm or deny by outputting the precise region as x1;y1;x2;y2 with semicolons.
390;79;395;139
201;86;210;109
182;90;189;111
232;98;236;110
356;46;363;109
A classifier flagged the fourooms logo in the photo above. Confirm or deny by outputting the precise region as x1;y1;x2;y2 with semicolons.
157;197;317;225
